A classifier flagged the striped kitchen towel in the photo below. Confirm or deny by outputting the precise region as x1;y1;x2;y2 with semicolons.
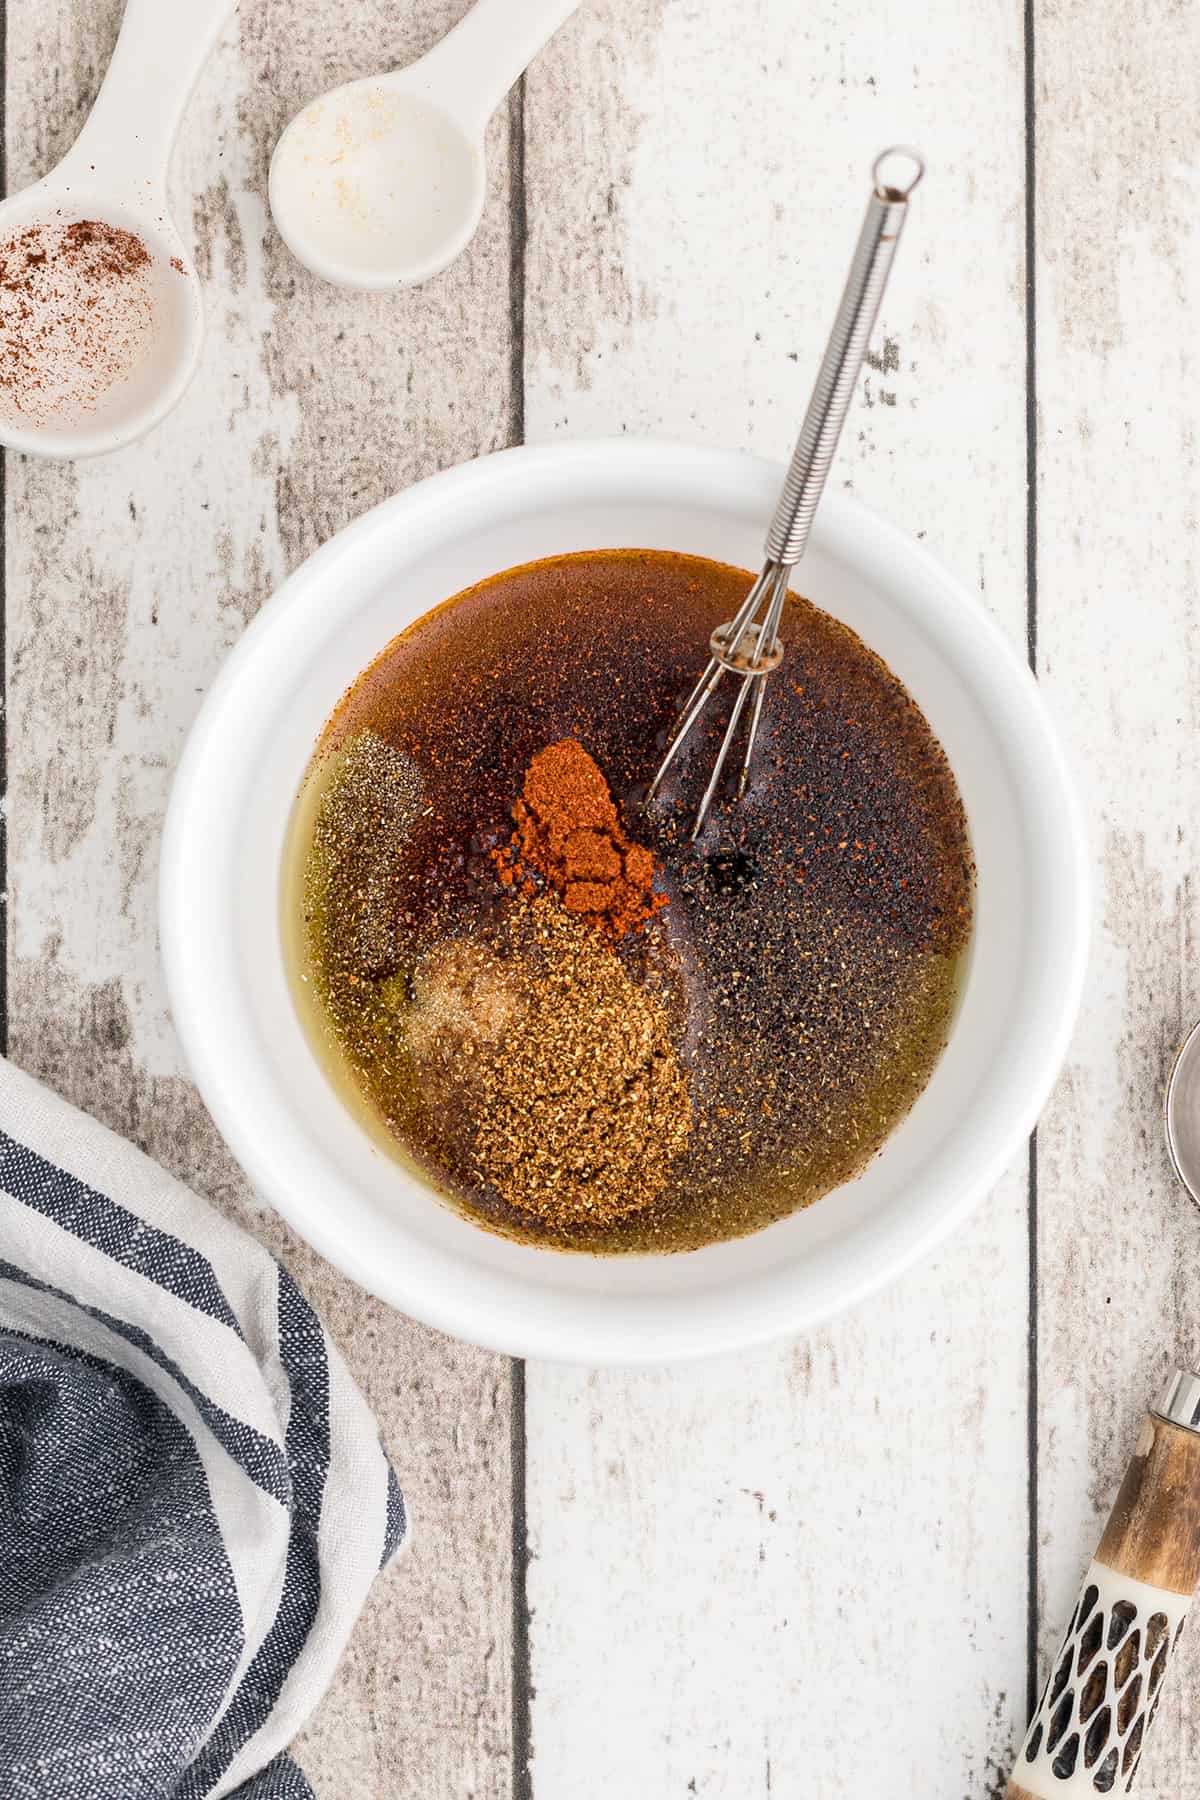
0;1055;406;1800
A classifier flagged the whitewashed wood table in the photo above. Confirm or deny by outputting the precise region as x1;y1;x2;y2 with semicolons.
5;0;1200;1793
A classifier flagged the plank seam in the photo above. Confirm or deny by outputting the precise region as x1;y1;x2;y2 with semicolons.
511;1356;533;1800
1024;0;1038;679
1024;0;1040;1728
1026;1130;1039;1721
0;0;8;1059
508;75;527;451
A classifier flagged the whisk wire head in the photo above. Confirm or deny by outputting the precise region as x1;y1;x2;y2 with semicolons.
645;560;791;841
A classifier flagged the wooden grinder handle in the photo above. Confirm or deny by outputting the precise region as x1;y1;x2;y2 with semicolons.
1006;1369;1200;1798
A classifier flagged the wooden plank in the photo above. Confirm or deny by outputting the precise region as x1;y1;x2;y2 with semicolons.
1032;0;1200;1792
520;2;1033;1794
4;3;519;1794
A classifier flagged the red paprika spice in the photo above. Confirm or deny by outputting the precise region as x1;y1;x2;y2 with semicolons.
494;739;668;941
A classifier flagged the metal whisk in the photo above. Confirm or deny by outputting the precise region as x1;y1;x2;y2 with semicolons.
645;147;924;840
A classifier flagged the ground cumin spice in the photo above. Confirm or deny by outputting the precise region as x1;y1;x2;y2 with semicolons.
493;738;667;940
405;895;693;1227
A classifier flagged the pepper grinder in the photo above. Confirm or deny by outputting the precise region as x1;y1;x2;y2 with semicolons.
1007;1369;1200;1797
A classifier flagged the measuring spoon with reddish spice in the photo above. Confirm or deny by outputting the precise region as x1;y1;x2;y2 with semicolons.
0;0;237;459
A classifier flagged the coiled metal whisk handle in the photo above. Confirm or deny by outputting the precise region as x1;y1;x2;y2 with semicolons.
764;147;923;568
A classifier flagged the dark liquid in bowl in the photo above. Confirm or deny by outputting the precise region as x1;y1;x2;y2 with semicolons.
284;549;973;1253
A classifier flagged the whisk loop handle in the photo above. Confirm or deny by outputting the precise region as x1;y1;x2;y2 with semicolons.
764;148;921;569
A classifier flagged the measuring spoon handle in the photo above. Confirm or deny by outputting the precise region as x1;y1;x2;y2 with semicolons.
58;0;240;198
764;147;923;569
416;0;581;138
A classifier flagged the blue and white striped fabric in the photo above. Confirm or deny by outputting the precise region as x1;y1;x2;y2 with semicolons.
0;1056;406;1800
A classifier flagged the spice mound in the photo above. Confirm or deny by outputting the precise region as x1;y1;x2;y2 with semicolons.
0;217;156;426
495;738;667;941
406;897;693;1227
303;731;425;980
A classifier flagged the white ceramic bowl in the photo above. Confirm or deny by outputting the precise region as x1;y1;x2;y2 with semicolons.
161;440;1088;1364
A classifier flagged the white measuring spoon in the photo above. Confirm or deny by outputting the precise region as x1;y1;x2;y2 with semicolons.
269;0;580;291
0;0;236;459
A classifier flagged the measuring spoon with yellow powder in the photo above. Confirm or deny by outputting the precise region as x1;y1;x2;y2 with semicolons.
0;0;238;458
269;0;580;290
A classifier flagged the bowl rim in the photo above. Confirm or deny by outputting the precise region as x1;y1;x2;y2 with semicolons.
160;437;1090;1364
